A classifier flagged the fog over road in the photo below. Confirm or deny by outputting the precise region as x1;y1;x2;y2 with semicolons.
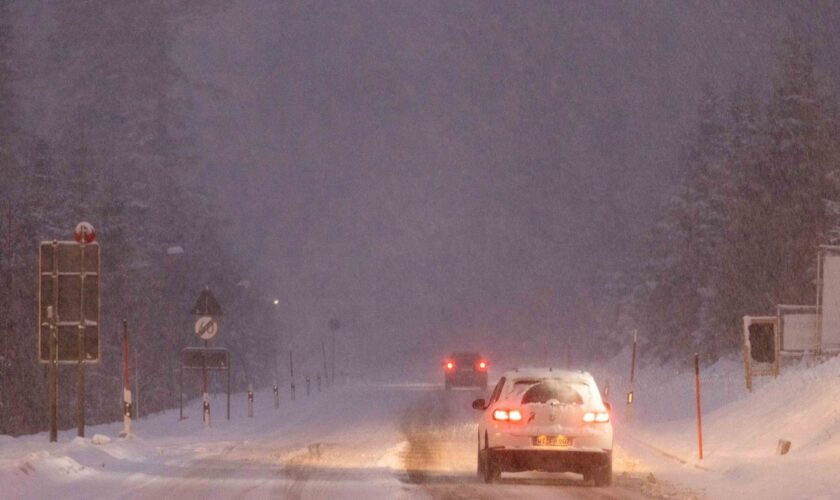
117;384;695;500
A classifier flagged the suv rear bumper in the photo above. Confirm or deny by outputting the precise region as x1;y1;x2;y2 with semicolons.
488;448;610;474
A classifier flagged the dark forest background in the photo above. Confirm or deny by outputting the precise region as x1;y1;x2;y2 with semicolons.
2;1;840;435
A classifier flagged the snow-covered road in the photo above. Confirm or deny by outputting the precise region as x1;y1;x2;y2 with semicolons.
0;382;696;499
10;353;840;499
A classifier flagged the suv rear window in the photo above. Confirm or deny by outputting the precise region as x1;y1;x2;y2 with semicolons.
451;353;480;363
520;380;587;405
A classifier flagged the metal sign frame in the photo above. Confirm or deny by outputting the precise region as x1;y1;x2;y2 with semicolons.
743;315;779;391
37;240;101;364
179;347;231;421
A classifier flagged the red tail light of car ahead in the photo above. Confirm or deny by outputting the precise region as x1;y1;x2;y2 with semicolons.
582;411;610;423
493;409;523;422
445;361;455;371
477;360;487;370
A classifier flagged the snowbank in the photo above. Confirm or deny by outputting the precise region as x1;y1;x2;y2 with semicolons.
611;352;840;499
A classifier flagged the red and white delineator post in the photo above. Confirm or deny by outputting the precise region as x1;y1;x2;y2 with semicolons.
695;353;704;460
247;384;254;418
203;393;211;428
626;329;637;421
120;320;133;438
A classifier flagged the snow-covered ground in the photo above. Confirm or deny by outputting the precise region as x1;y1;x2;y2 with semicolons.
597;352;840;500
3;353;840;499
0;383;415;499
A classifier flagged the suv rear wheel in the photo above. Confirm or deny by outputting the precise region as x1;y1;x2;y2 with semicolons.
592;452;612;486
482;450;501;483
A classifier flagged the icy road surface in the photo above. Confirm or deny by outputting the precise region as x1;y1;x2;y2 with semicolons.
2;384;695;499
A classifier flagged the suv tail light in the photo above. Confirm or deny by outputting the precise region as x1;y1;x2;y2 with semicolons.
445;361;455;371
493;409;523;422
583;411;610;423
477;360;487;370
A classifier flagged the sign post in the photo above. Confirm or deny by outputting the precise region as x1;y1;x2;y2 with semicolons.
47;305;57;443
190;288;222;427
179;347;231;422
38;224;100;442
74;222;93;438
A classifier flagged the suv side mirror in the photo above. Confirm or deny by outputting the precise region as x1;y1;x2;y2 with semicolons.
472;398;486;410
604;402;612;412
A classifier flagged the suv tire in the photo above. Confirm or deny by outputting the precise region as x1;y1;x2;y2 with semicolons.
483;451;501;483
593;452;612;486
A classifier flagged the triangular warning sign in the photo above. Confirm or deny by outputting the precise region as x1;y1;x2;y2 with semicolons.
191;288;223;316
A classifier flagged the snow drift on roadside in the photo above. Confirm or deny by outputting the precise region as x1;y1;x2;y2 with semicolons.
616;353;840;499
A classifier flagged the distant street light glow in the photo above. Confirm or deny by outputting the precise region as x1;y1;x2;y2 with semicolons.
273;299;280;305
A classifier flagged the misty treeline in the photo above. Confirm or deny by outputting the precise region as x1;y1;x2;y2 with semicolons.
609;31;840;362
0;1;281;436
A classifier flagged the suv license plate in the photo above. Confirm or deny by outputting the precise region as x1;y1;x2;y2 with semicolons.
533;435;572;447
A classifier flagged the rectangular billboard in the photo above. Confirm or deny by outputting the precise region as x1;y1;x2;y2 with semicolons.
818;247;840;350
38;241;100;363
777;305;819;352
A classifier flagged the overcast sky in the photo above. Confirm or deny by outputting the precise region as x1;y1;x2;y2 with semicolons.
169;1;840;373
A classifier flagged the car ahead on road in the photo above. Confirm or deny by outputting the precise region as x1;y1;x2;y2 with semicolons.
471;368;613;485
443;352;489;390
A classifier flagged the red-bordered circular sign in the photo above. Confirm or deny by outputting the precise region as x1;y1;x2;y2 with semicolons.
74;221;96;243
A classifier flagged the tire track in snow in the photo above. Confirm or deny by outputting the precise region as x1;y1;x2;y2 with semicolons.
397;387;699;499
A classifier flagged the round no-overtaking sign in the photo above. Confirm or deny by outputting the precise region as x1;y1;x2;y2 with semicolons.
195;316;219;340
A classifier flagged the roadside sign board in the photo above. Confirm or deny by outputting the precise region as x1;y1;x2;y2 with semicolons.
777;305;819;352
194;316;219;340
818;246;840;350
38;241;100;363
742;315;779;390
180;347;231;421
181;347;229;370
